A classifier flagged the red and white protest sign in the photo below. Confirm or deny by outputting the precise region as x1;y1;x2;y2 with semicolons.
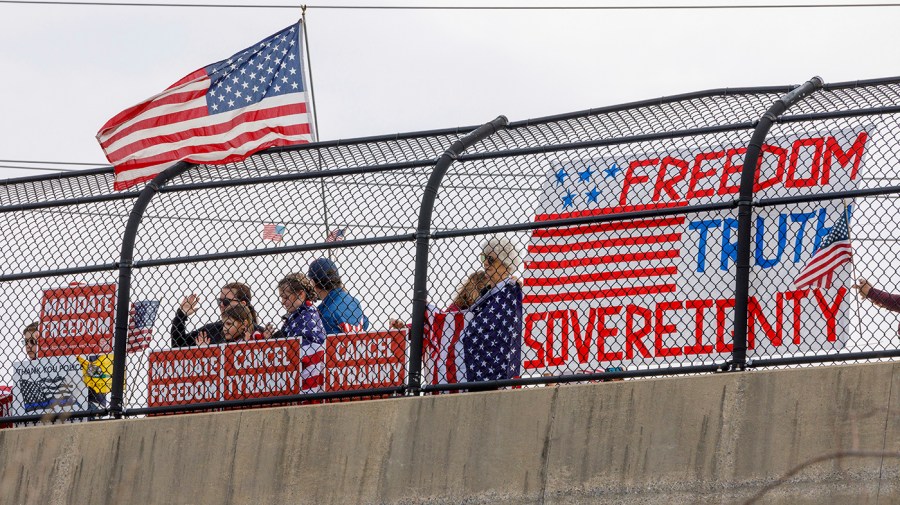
147;331;402;408
223;339;301;400
325;330;406;391
39;283;116;357
148;347;221;407
0;386;12;429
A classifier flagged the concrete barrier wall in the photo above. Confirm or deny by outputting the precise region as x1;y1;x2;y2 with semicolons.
1;361;897;505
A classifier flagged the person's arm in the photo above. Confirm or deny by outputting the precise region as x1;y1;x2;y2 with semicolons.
169;309;196;348
866;287;900;313
170;295;200;348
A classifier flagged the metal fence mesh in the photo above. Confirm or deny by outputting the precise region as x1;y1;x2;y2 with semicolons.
2;77;899;422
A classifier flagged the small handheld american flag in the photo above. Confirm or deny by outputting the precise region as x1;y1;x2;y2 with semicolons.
262;224;286;242
127;300;159;353
793;207;853;290
325;228;346;242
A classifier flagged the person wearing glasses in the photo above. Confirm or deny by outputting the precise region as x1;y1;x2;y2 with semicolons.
170;281;260;347
479;236;522;293
307;257;370;334
22;322;39;360
465;235;524;383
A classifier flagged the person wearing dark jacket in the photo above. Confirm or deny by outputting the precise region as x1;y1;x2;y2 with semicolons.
170;281;259;347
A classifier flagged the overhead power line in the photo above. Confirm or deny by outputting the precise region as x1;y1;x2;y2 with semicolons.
0;159;111;173
0;159;109;167
0;164;84;172
2;1;900;9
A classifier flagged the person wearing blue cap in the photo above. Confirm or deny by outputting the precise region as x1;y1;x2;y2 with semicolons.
307;257;370;334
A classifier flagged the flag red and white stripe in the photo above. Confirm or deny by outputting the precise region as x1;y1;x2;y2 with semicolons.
126;301;157;353
793;242;852;290
525;204;685;305
793;208;852;290
300;342;325;393
423;308;467;386
97;22;313;190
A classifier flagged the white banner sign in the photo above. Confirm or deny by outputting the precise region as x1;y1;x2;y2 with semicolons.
523;128;870;374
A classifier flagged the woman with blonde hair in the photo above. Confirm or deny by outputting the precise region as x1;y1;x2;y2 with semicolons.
447;271;491;312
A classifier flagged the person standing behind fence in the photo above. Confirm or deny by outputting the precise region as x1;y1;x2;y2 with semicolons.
462;235;524;383
265;273;327;345
199;304;261;345
23;322;39;360
307;258;370;334
265;273;327;393
170;282;260;347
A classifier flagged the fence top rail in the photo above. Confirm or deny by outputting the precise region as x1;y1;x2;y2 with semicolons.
10;78;896;190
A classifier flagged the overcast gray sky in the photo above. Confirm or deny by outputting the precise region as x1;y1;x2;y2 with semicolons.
0;0;898;179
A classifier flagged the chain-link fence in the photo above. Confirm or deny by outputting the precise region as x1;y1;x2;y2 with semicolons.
2;76;899;423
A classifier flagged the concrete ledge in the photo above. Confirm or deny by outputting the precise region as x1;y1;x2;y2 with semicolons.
0;362;897;504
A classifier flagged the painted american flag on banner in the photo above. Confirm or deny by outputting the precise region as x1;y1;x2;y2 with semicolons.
97;22;313;191
522;132;868;372
524;161;686;306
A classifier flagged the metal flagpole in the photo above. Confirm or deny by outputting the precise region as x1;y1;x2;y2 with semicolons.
845;198;866;351
301;6;320;143
301;6;332;258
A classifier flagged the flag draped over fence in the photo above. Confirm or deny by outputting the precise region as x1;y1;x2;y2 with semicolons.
793;206;853;290
97;22;313;191
424;278;523;385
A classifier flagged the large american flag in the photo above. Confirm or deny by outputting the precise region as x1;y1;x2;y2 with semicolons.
300;342;325;393
525;161;685;306
97;22;313;190
424;279;523;384
793;207;853;290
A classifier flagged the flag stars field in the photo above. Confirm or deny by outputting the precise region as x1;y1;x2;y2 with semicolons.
555;162;621;210
604;163;620;178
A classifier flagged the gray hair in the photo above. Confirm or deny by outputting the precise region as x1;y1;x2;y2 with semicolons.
481;235;522;274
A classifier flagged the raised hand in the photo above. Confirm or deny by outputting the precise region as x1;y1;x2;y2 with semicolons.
180;294;199;316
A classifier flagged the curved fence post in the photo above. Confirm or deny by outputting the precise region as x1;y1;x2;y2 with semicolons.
110;162;193;418
408;116;509;394
731;76;824;371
